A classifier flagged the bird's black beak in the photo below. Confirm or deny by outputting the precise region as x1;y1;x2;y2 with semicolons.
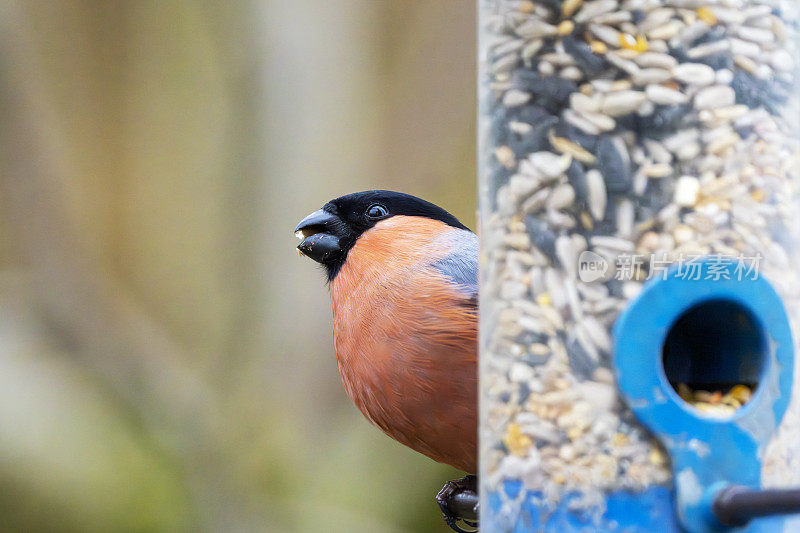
294;209;342;264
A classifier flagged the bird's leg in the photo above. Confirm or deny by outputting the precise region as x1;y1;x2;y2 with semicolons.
436;474;479;533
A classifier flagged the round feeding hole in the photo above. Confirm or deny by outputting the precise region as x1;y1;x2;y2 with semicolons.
662;299;767;417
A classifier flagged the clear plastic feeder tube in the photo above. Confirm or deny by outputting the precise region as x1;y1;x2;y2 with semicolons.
478;0;800;530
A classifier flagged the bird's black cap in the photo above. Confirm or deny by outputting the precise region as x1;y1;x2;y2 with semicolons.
295;190;469;281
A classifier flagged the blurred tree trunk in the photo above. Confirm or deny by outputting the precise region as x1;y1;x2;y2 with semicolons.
0;1;268;530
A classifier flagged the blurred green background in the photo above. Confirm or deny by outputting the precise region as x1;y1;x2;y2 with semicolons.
0;1;476;531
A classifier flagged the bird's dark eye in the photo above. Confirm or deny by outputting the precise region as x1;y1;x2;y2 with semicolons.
366;204;388;219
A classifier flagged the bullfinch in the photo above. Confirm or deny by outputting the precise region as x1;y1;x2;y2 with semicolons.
295;191;478;532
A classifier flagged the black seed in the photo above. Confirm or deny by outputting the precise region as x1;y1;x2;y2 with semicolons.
697;53;733;70
668;45;690;64
510;115;559;157
691;24;726;46
615;113;639;132
511;72;577;110
522;353;549;367
518;381;532;403
592;202;619;235
770;80;792;105
566;335;597;380
670;40;732;75
637;104;692;138
640;180;671;211
732;71;790;114
554;121;599;152
562;35;607;76
513;104;556;125
732;71;765;109
634;203;657;225
539;43;557;56
596;136;632;194
499;391;512;403
490;159;511;185
490;107;511;145
535;0;563;17
588;196;620;235
488;160;512;210
481;90;499;113
525;215;558;261
631;9;645;23
734;123;754;139
606;279;625;298
515;330;548;345
566;160;589;209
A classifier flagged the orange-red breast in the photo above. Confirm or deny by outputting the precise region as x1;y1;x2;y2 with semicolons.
295;191;478;473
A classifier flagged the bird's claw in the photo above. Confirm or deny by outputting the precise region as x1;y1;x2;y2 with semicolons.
436;475;479;533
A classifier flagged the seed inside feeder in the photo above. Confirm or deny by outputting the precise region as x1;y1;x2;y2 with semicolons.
676;382;754;417
618;33;648;53
480;0;800;513
662;300;766;417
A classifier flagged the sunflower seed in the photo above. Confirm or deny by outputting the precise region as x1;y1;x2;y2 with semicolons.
589;24;622;47
574;0;618;24
645;84;689;105
634;51;678;69
687;39;731;59
605;52;642;75
565;109;603;135
770;49;794;71
551;135;598;164
601;90;647;116
516;19;558;39
547;184;577;210
672;62;716;85
693;85;736;110
504;89;532;107
648;20;684;40
529;151;573;178
735;25;775;44
638;8;673;33
570;92;604;114
632;68;672;85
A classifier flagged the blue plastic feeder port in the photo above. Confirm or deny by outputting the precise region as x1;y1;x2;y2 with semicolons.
662;299;766;397
485;259;800;532
614;259;796;533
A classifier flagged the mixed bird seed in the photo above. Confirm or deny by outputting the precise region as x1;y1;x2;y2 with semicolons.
479;0;800;520
676;382;753;415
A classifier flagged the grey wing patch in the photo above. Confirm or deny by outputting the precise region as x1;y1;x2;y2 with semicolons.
431;230;478;300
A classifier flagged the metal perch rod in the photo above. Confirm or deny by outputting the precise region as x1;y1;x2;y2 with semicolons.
713;486;800;527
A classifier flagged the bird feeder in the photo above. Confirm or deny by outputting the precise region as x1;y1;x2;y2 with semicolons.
478;0;800;531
